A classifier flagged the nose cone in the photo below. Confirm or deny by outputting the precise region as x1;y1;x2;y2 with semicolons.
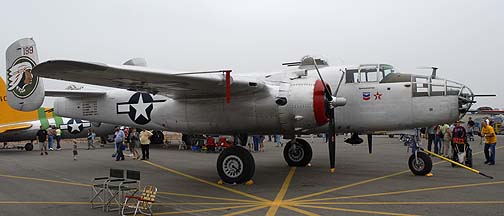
438;78;475;118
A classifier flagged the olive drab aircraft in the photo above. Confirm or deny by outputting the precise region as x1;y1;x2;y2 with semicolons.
6;38;479;184
0;72;115;151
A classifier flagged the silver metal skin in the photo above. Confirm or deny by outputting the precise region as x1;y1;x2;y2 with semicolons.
51;65;466;137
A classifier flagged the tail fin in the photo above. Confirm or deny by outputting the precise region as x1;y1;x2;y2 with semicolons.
5;38;45;111
0;76;40;124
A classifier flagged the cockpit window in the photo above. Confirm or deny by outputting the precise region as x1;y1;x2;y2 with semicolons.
345;64;396;83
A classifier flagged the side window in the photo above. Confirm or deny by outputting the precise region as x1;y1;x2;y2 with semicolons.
345;69;359;83
366;71;378;82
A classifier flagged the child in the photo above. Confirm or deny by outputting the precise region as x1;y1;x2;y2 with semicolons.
72;139;78;160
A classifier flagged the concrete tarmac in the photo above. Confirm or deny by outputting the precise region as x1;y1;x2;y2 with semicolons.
0;136;502;215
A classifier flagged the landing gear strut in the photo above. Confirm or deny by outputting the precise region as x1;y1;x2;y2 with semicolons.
217;146;255;184
402;132;433;176
283;138;312;167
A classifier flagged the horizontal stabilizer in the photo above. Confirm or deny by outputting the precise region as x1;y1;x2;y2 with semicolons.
0;123;33;133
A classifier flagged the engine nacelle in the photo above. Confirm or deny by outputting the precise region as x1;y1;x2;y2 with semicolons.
278;79;328;135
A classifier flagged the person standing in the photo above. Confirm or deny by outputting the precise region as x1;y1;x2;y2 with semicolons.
252;135;260;152
274;134;283;147
451;121;467;162
481;121;497;165
129;128;140;160
441;123;452;157
47;126;55;151
467;117;475;141
139;129;153;160
87;128;96;150
434;125;443;154
72;139;79;160
36;126;48;155
55;127;62;150
426;126;436;152
114;127;126;161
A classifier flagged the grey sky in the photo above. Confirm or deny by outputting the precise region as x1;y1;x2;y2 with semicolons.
1;0;503;108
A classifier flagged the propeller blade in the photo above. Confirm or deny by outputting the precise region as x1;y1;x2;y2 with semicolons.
328;110;336;172
367;134;373;154
311;56;336;172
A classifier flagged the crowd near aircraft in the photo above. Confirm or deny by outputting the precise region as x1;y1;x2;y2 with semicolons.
5;38;478;184
0;76;114;150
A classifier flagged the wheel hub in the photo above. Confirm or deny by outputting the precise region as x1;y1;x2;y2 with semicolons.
412;158;425;171
288;144;304;162
222;155;243;178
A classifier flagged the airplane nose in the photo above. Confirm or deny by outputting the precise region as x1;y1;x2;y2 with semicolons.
448;80;475;118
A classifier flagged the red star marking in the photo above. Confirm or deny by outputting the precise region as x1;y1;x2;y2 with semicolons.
374;92;383;100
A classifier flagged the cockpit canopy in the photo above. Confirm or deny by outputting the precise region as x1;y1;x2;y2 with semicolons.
345;64;396;83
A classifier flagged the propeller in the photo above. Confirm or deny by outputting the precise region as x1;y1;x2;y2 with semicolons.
367;134;373;154
310;56;345;173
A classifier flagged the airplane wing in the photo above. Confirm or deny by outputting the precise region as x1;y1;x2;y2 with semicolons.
34;60;266;99
45;90;106;97
0;123;33;133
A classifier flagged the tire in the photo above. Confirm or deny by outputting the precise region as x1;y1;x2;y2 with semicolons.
25;143;33;151
408;152;433;176
217;146;255;184
283;138;312;167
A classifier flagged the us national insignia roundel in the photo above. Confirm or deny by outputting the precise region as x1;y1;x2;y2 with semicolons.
7;56;39;99
116;92;166;125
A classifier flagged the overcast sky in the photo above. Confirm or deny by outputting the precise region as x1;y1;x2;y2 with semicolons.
1;0;502;108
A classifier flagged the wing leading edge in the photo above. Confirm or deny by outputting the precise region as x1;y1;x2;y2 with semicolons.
33;60;266;99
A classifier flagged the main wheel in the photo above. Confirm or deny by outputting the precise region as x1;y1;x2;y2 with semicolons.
283;138;312;167
408;152;433;176
25;143;33;151
217;146;255;184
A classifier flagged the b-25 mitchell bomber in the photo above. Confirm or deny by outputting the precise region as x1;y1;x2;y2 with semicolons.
6;38;477;184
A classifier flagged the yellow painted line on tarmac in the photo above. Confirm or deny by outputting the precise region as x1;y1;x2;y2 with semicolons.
286;170;410;202
292;201;504;205
295;204;418;216
143;160;270;203
288;145;504;203
266;167;296;216
154;202;260;206
155;204;259;215
223;205;269;216
0;174;90;187
281;205;320;216
157;191;261;203
298;181;504;203
0;201;89;205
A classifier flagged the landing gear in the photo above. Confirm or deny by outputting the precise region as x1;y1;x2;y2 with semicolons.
283;138;312;167
408;151;432;176
24;143;33;151
217;146;255;184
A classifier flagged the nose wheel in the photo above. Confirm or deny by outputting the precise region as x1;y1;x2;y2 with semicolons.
408;151;433;176
217;146;255;184
284;138;312;167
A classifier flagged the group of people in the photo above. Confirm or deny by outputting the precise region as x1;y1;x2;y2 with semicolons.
35;125;62;155
423;117;497;165
113;127;153;161
35;125;96;160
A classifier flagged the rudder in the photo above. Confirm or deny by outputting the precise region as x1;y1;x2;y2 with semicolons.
5;38;44;111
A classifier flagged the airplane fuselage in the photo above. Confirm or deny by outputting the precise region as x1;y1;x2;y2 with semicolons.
52;66;461;137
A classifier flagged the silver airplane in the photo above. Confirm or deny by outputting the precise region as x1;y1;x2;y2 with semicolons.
6;38;476;184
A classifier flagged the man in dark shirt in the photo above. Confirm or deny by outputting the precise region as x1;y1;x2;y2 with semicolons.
36;126;48;155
